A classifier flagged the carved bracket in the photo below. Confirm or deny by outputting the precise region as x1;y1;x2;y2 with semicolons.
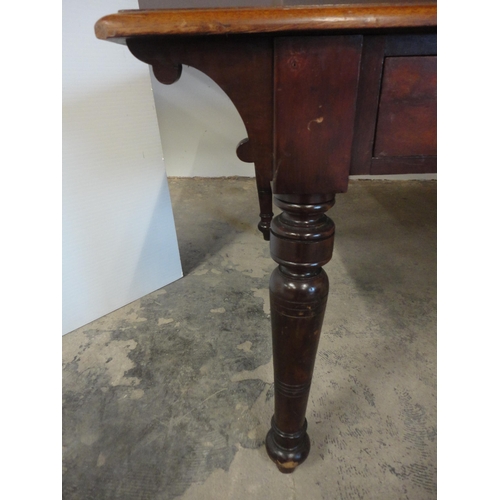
127;36;274;239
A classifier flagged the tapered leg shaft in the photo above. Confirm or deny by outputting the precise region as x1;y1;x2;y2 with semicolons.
265;194;335;473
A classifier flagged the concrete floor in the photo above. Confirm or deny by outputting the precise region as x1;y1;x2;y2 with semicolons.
62;178;436;500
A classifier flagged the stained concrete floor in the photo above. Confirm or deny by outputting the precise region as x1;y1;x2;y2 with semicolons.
62;178;436;500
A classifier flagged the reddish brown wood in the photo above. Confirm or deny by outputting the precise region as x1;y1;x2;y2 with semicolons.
266;194;335;472
371;155;437;174
274;36;362;195
95;3;437;41
350;33;437;175
264;34;364;472
349;35;386;175
140;0;436;8
127;35;274;239
374;56;437;157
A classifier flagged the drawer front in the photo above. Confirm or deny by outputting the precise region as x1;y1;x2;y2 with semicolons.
350;34;437;176
374;56;437;157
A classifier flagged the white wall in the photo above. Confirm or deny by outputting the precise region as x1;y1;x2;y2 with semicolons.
150;66;253;177
62;0;182;335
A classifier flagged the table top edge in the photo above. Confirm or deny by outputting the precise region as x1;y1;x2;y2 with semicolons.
95;3;437;41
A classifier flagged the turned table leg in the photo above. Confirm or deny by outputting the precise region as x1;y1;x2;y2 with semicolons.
265;194;335;473
125;34;362;473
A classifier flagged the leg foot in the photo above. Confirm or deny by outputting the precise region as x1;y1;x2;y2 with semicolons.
265;417;310;473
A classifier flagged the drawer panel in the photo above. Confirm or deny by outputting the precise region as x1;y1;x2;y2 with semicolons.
374;56;437;157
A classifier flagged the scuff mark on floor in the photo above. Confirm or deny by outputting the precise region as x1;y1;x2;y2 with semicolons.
231;359;273;384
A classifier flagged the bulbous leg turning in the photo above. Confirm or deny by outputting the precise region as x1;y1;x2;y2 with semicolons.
266;417;310;473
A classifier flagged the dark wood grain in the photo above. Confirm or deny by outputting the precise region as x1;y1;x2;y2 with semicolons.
350;33;437;175
265;33;367;472
374;55;437;157
266;193;335;472
371;155;437;174
95;4;437;41
349;35;386;175
274;35;362;194
127;35;275;239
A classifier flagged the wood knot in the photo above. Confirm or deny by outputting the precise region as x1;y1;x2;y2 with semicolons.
289;57;300;70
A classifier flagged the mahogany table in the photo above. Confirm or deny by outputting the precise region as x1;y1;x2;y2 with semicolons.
95;0;437;473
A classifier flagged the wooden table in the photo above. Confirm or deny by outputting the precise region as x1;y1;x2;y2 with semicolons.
95;0;437;473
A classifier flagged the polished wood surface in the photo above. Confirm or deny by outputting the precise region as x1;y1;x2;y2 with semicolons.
267;34;365;471
374;56;437;157
350;33;437;175
349;35;386;176
274;35;362;195
140;0;436;7
95;2;436;473
267;193;335;472
95;2;436;41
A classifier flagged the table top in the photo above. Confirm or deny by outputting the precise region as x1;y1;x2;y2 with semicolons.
95;1;437;42
138;0;434;7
